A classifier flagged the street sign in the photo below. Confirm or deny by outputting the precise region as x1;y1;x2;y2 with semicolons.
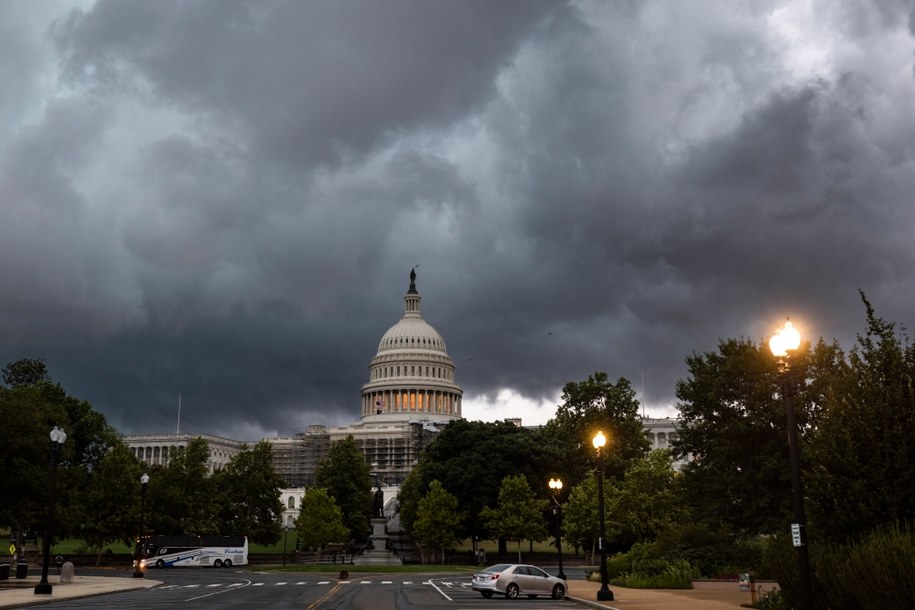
8;543;14;556
790;523;802;547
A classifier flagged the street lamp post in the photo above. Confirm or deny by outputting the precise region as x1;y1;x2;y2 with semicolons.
283;525;290;567
592;431;614;602
132;473;149;578
548;477;567;580
769;319;813;610
34;426;67;595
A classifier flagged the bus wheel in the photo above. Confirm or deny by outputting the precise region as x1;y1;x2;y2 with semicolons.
214;559;223;568
155;559;164;569
223;559;232;568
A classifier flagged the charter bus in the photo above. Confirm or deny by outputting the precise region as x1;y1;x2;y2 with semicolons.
135;535;248;569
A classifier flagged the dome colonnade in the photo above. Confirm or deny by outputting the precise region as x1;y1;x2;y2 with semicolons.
361;268;462;422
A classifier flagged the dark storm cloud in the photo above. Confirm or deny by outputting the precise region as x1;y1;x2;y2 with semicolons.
2;0;914;438
53;0;560;168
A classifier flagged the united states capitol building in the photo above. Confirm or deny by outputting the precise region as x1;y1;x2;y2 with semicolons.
123;270;682;523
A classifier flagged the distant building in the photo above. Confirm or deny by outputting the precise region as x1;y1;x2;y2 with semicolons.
641;416;690;469
124;269;463;487
123;433;244;473
122;271;688;498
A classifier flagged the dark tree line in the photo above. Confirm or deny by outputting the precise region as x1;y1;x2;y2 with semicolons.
672;293;915;546
1;359;286;560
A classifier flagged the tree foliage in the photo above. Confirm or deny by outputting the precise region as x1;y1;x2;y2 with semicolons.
0;359;120;559
674;293;915;547
212;441;285;545
545;372;650;485
412;480;464;564
672;337;797;534
806;294;915;542
147;437;217;535
613;449;687;544
562;473;602;559
76;442;144;562
314;435;372;542
480;474;548;562
398;419;561;544
295;487;349;554
2;357;51;387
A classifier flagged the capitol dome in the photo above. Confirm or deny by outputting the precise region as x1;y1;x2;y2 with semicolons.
360;269;462;423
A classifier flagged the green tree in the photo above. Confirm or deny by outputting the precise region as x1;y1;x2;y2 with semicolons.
2;357;51;387
0;383;66;561
545;372;650;485
672;337;798;535
613;449;687;544
0;359;119;561
314;435;372;543
295;487;349;556
807;294;915;542
76;442;144;563
147;437;217;535
480;474;548;562
398;419;561;550
412;480;465;564
212;441;285;544
561;473;603;561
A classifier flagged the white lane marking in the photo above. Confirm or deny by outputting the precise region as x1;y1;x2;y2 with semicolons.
427;580;453;602
185;577;252;602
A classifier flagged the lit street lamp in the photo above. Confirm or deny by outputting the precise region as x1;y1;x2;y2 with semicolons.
132;473;150;578
34;426;67;595
548;477;567;580
592;431;614;602
769;319;813;610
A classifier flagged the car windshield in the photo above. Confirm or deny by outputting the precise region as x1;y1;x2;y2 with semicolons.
483;564;512;574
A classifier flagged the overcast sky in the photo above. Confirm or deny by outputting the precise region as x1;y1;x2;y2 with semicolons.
3;0;914;440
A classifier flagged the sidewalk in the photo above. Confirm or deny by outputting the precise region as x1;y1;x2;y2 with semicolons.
0;574;159;608
566;579;756;609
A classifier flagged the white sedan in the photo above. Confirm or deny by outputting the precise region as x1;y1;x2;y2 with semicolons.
471;563;567;599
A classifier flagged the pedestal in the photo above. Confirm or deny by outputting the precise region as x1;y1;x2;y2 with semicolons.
353;518;402;566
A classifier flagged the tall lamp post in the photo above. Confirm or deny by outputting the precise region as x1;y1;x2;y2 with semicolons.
592;431;614;602
34;426;67;595
769;319;813;610
132;473;149;578
548;478;567;580
283;525;290;567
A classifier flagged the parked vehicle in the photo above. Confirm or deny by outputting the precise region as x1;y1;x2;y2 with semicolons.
471;563;566;599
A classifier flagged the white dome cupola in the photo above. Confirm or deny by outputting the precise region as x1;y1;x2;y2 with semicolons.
360;269;462;423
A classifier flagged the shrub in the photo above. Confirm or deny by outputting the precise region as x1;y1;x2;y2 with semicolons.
612;559;695;589
764;522;915;610
656;523;764;578
604;543;697;589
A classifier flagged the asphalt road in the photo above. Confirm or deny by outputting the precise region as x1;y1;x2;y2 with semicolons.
29;567;586;610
